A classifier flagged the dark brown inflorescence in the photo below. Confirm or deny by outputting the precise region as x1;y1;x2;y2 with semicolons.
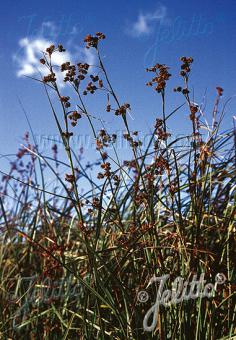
146;63;171;93
84;32;106;49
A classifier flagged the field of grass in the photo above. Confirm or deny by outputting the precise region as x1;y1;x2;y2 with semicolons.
0;33;235;339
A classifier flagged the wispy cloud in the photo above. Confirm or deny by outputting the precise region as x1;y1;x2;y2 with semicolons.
126;5;167;37
13;21;95;87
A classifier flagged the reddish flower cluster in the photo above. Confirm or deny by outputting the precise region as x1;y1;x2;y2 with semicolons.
60;62;90;85
43;72;56;83
173;57;194;95
78;63;90;77
46;44;56;56
82;73;104;95
62;131;73;139
60;96;71;108
123;159;138;176
141;156;170;192
123;132;141;148
40;45;67;83
173;86;182;93
154;118;170;140
84;32;105;49
133;186;149;206
78;221;91;236
154;156;170;175
100;151;108;161
115;103;131;116
97;162;111;179
65;173;75;183
16;148;27;159
90;75;99;82
174;86;190;95
41;44;66;59
68;111;82;127
116;224;154;249
173;86;190;95
96;129;116;151
146;63;171;93
84;82;97;95
154;118;163;129
58;44;66;52
179;56;194;77
61;62;76;82
189;104;199;121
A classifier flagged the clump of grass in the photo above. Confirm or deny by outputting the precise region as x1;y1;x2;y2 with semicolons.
0;33;235;339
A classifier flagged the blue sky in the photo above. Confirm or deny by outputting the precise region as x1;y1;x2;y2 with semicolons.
0;0;235;173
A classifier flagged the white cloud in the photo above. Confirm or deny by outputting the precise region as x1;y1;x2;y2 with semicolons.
126;5;167;37
13;22;95;87
40;21;57;38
